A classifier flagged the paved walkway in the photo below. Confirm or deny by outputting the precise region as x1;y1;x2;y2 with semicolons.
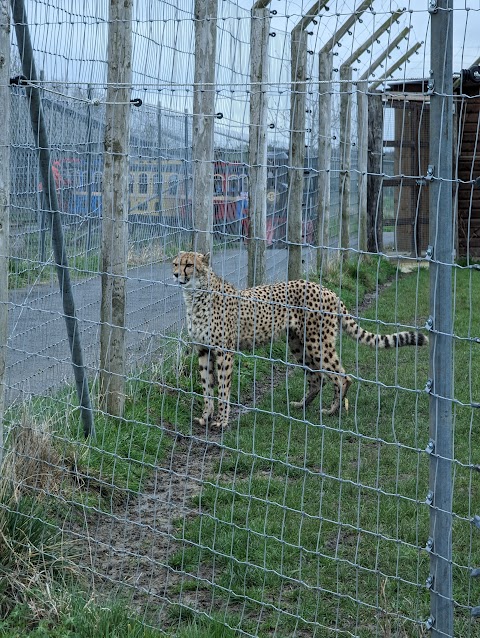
6;247;293;406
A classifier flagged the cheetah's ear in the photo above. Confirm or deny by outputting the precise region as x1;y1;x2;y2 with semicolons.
203;252;210;266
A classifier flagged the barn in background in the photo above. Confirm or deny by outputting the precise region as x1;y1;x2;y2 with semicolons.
382;67;480;259
456;66;480;258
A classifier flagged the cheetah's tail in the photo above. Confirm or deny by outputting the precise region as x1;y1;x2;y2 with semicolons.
339;302;429;349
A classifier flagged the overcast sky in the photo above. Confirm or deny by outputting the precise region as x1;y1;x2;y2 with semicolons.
12;0;480;145
18;1;480;85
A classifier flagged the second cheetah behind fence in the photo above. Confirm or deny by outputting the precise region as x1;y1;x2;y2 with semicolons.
173;252;428;429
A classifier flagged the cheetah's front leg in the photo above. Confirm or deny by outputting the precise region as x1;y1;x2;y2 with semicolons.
212;349;234;429
195;348;215;426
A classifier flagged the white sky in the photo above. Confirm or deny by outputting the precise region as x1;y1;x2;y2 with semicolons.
19;0;480;86
13;0;480;145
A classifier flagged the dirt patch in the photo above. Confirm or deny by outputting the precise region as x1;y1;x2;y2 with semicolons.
357;279;394;313
69;427;224;610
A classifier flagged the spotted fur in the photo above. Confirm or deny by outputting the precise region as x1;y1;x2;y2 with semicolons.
173;251;428;429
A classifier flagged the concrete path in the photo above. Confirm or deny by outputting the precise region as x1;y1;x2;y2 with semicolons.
5;247;294;406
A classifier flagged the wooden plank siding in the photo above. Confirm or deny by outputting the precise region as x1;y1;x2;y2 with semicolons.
382;95;430;256
381;77;480;258
456;90;480;257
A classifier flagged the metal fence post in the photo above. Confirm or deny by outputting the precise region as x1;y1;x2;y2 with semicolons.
37;68;47;263
427;0;454;635
11;0;94;438
0;0;10;466
157;104;164;229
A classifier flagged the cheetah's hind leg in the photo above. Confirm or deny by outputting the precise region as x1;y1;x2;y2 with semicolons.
290;371;325;410
322;375;352;416
288;335;325;411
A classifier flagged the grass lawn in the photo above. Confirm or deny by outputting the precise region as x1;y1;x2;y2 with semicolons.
164;262;480;637
2;256;479;637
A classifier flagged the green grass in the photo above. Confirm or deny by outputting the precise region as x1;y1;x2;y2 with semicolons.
9;252;100;289
0;589;166;638
4;256;480;636
164;263;480;637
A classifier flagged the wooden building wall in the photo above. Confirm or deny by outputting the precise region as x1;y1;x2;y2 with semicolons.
389;98;430;256
382;75;480;258
456;82;480;258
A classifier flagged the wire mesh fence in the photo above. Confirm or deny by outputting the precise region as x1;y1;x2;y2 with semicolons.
1;0;479;636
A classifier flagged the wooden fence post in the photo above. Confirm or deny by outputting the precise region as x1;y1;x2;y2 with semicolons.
287;24;308;281
339;65;352;259
357;80;368;252
248;0;270;287
316;0;373;269
192;0;217;256
99;0;133;417
317;49;333;271
356;28;413;252
367;92;384;253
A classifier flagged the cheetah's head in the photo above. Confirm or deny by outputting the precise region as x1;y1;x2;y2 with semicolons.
172;252;210;290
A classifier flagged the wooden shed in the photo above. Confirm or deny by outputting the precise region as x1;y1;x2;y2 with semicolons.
383;80;430;256
381;70;480;258
456;67;480;258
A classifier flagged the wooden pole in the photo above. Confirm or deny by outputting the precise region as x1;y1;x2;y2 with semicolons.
356;27;412;252
358;26;412;84
338;9;405;259
369;42;423;91
287;1;328;281
288;24;308;281
192;0;217;256
316;0;373;270
319;0;372;54
248;1;271;287
339;65;352;260
317;49;333;270
0;0;10;465
357;80;368;252
99;0;133;417
366;92;384;253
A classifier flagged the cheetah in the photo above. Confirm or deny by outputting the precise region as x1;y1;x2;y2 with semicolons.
173;251;428;429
